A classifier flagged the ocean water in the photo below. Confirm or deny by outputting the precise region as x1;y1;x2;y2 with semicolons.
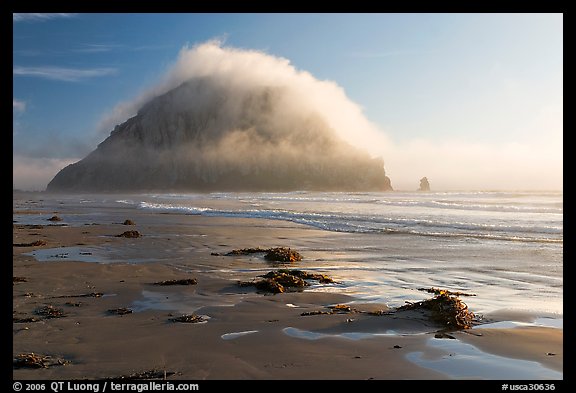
134;191;563;243
15;190;563;316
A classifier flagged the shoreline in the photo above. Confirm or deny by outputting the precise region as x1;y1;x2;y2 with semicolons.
13;195;562;380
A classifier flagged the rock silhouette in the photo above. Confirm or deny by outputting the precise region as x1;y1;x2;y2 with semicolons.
418;177;430;191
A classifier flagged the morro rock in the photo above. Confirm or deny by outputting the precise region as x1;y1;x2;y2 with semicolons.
47;78;393;192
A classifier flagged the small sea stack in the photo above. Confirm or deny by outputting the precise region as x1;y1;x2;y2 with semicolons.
418;177;430;191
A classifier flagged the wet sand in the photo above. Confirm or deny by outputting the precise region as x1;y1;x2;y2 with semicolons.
12;195;562;380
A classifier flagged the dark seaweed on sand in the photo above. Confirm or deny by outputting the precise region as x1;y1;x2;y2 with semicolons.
13;240;47;247
264;269;336;283
366;310;392;316
264;247;302;262
300;290;475;328
226;247;266;255
170;314;205;323
13;353;70;369
398;288;476;329
107;369;178;380
108;308;133;315
239;269;336;294
260;272;307;288
226;247;303;262
35;305;65;319
418;287;476;297
13;276;27;283
300;310;333;316
13;315;41;323
52;292;103;298
153;278;197;286
20;224;44;229
253;278;286;294
301;304;358;316
116;230;141;238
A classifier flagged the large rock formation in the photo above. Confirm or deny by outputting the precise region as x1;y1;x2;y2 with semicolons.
47;78;393;192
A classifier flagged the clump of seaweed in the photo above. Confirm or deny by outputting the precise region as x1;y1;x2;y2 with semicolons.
34;305;65;319
269;269;336;283
264;247;302;262
239;269;336;294
300;310;333;316
108;308;133;315
107;369;178;380
153;278;197;286
116;230;141;238
397;288;476;329
47;215;62;222
418;287;476;297
170;314;206;323
226;247;266;256
13;315;41;323
301;304;358;316
226;247;303;262
13;353;70;369
329;304;354;313
21;224;44;229
255;278;286;294
122;219;135;225
13;240;47;247
366;310;392;316
52;292;103;299
260;272;308;287
13;277;27;283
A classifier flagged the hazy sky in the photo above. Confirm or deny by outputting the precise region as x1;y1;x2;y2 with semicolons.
13;13;562;191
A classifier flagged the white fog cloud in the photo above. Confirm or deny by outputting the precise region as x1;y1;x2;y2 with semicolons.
13;155;78;191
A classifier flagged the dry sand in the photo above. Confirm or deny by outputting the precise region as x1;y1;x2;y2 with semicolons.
12;199;562;380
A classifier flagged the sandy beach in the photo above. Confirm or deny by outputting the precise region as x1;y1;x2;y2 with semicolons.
12;193;562;380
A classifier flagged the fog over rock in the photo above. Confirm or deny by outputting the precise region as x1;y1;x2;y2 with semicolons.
47;42;393;192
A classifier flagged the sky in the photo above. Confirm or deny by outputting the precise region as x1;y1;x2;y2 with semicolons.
13;13;563;191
